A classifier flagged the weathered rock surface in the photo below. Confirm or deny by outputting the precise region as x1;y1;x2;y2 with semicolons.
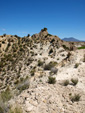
0;29;85;113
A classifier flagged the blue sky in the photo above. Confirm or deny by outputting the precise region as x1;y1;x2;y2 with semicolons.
0;0;85;40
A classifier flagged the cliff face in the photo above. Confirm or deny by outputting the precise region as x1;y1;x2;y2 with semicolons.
0;29;85;113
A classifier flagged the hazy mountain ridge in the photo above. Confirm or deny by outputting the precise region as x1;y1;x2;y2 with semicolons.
62;37;85;42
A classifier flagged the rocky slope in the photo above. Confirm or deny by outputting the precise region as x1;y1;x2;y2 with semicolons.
0;28;85;113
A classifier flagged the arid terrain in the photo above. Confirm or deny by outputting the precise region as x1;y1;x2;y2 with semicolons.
0;28;85;113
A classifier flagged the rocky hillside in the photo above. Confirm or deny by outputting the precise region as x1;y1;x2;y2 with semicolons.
0;28;85;113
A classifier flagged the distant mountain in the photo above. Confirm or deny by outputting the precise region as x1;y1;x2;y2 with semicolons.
62;37;85;42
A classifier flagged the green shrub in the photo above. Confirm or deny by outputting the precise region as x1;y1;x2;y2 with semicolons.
47;34;52;36
74;63;79;68
0;62;4;68
50;39;55;43
69;93;72;96
70;94;81;102
19;47;24;51
63;80;69;86
41;28;47;32
20;77;24;82
71;78;78;85
30;68;35;76
0;106;3;113
62;45;69;50
27;34;30;37
14;35;20;38
44;61;57;70
6;54;13;62
49;48;53;54
48;76;56;84
9;106;23;113
78;46;85;49
83;54;85;62
3;34;6;37
45;34;52;38
38;60;44;66
5;43;10;52
2;41;5;44
0;100;8;113
0;88;12;102
57;58;59;60
14;79;19;85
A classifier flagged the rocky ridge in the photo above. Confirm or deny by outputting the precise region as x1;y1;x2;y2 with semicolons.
0;28;85;113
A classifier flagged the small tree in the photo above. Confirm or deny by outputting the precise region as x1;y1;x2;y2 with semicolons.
14;35;20;38
27;34;30;37
3;34;6;37
41;28;47;32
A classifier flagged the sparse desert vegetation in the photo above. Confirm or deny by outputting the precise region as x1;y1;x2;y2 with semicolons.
44;61;57;70
74;63;79;68
9;106;23;113
0;87;12;102
38;60;44;66
70;94;81;102
48;76;56;84
78;46;85;49
0;29;85;113
71;78;78;85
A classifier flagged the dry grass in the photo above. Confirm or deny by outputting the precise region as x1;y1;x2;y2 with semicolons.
70;94;81;102
9;105;23;113
0;88;12;102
